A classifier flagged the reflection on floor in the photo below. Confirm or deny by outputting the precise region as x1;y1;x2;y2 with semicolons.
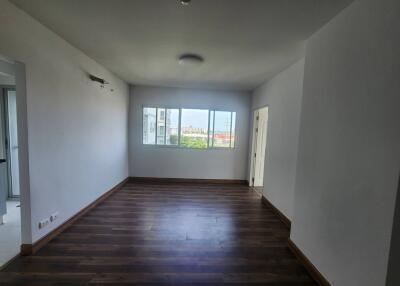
0;201;21;267
252;186;263;196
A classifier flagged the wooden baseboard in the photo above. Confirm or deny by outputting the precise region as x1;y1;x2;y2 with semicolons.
261;195;291;229
288;239;331;286
129;176;248;185
21;177;129;256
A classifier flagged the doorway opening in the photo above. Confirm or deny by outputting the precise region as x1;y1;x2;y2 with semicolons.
0;59;21;267
249;106;269;194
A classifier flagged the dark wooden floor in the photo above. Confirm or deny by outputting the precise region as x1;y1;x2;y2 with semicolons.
0;181;316;285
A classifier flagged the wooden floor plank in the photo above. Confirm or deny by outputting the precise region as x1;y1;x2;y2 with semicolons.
0;182;316;285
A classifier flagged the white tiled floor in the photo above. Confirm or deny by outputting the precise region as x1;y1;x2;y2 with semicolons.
0;200;21;267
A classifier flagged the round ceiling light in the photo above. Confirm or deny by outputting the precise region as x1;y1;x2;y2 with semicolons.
180;0;191;6
178;54;204;66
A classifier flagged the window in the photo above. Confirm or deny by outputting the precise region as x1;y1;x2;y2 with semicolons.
212;111;232;148
181;109;209;149
159;109;165;121
231;112;236;148
166;109;179;145
143;107;156;144
208;111;214;147
142;107;236;149
157;108;166;144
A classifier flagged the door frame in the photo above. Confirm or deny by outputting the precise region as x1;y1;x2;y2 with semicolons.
249;105;269;187
0;56;32;246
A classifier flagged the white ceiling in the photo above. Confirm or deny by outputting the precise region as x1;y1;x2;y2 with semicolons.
11;0;353;91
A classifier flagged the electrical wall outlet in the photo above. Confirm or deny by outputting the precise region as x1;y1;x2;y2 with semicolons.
38;219;49;229
38;212;59;229
50;212;59;222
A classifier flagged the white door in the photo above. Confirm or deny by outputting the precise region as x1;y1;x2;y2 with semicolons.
250;107;268;187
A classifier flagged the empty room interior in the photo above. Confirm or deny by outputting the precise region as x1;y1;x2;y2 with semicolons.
0;0;399;285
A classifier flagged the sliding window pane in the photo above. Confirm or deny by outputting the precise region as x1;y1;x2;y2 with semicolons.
209;111;214;147
166;109;179;146
213;111;232;148
180;109;208;149
143;107;156;144
231;112;236;148
156;108;166;145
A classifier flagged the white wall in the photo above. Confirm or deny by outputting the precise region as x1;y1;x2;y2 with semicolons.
291;0;400;285
251;59;304;220
0;0;129;243
129;85;251;180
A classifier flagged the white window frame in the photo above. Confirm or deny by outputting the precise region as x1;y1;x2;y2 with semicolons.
142;106;236;150
208;110;236;149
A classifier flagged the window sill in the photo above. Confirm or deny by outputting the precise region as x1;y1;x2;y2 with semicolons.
141;144;236;151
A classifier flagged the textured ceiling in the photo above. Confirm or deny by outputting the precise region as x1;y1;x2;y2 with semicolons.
11;0;353;91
